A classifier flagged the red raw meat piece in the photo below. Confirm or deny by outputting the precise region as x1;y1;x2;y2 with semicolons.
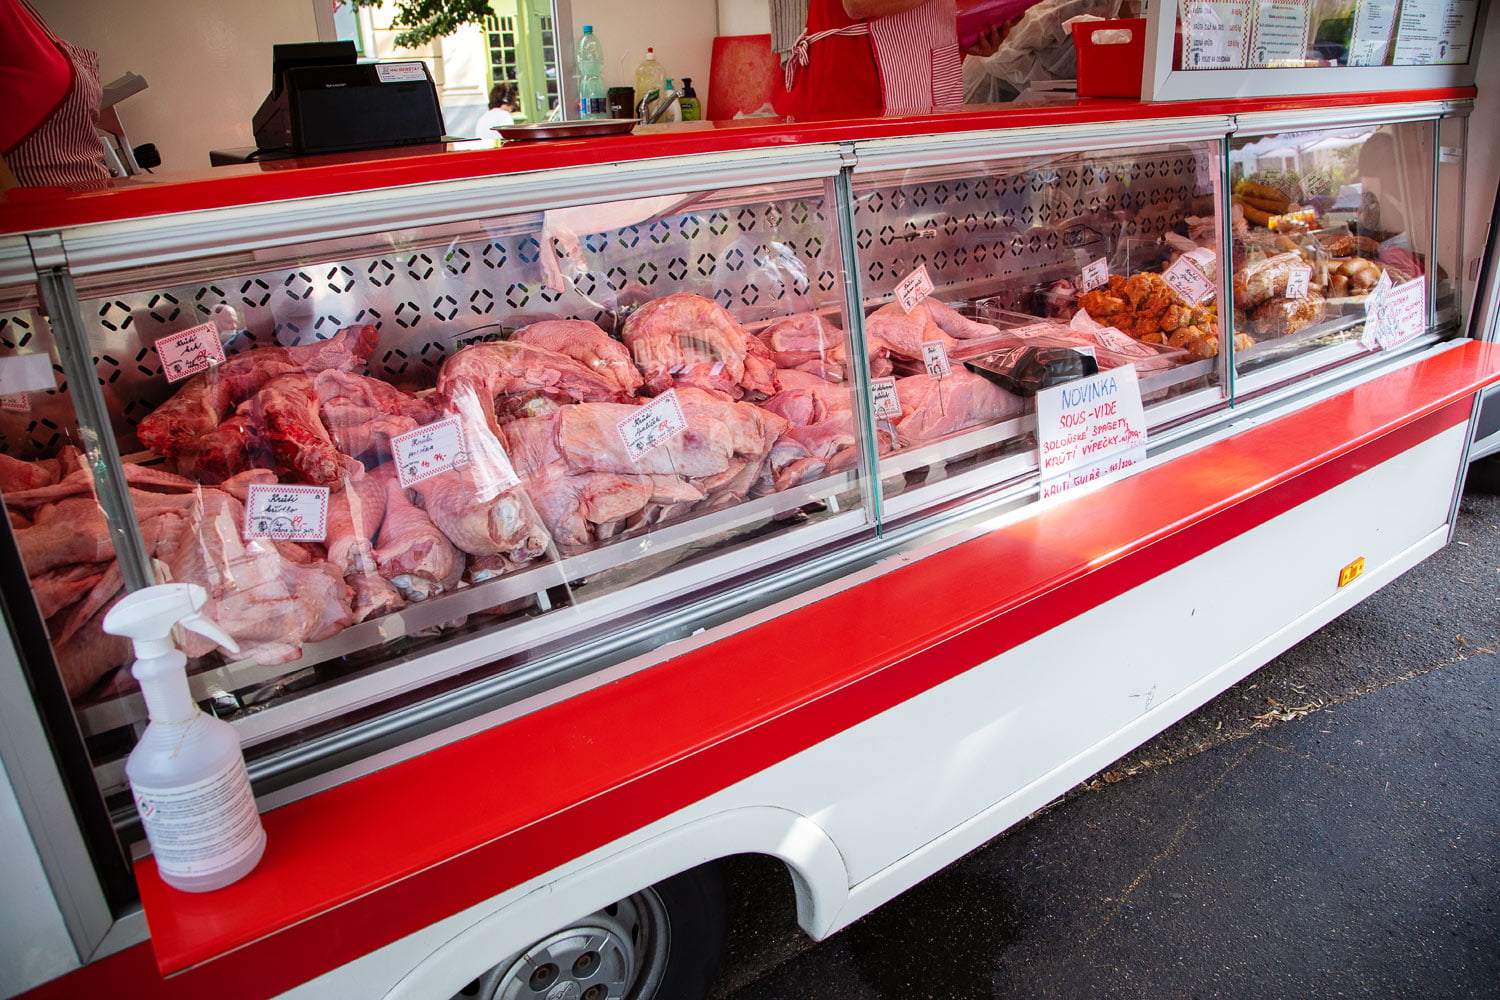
136;324;378;458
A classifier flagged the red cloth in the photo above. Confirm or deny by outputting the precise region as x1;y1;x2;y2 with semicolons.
0;0;109;188
0;0;72;150
776;0;883;119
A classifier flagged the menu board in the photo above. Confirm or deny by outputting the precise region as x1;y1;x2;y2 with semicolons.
1250;0;1311;67
1392;0;1478;65
1347;0;1398;65
1184;1;1251;69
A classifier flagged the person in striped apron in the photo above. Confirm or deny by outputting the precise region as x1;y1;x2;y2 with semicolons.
781;0;986;118
0;0;111;190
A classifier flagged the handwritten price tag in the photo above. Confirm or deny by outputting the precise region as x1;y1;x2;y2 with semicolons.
392;416;469;488
1007;322;1057;340
1285;265;1312;300
243;484;330;542
894;264;935;314
155;322;226;383
1161;252;1216;305
1374;277;1426;350
921;341;951;380
618;389;687;461
1080;257;1110;291
871;376;901;418
0;394;30;412
1093;327;1153;358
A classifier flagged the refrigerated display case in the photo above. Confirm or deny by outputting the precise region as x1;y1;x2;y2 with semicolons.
2;90;1497;1000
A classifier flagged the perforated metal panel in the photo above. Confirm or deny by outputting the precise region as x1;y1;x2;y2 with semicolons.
854;147;1212;306
66;188;841;442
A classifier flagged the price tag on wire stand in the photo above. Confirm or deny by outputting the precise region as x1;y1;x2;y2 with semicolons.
1080;257;1110;291
155;322;226;383
921;340;951;380
1284;265;1312;300
243;484;330;542
1161;251;1217;305
894;264;935;314
392;416;469;488
871;376;901;418
618;389;687;461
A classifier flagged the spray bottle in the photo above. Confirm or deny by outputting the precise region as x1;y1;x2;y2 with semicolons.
104;583;266;893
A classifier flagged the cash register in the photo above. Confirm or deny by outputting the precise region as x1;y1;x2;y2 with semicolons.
212;41;447;164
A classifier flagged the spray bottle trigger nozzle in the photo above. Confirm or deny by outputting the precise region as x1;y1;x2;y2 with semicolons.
180;612;239;655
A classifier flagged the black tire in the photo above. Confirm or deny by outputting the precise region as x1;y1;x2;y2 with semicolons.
637;864;728;1000
1465;455;1500;495
464;863;727;1000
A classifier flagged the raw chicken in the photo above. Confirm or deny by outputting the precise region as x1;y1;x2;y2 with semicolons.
197;373;345;486
15;497;113;572
622;293;778;399
893;369;1026;447
511;320;645;396
136;324;378;459
32;564;107;619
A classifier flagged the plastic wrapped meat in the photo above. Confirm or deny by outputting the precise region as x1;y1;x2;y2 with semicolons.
315;370;440;459
437;340;623;426
325;467;387;576
893;368;1026;448
167;490;354;665
621;293;778;399
371;465;464;600
511;319;645;396
136;324;378;460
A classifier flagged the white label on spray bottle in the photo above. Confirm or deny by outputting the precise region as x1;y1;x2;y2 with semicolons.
132;754;264;879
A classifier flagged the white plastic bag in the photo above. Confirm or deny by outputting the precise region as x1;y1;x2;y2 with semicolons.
963;0;1120;103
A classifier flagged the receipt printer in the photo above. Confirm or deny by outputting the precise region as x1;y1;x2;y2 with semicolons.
252;41;445;156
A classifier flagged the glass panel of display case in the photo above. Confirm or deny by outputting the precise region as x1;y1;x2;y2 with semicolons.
1435;115;1465;329
852;140;1225;509
1229;120;1435;378
56;178;868;802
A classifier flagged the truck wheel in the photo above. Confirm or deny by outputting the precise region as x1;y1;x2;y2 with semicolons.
469;864;727;1000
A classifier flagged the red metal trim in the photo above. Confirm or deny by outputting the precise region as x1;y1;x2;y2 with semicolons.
18;342;1496;1000
0;88;1473;237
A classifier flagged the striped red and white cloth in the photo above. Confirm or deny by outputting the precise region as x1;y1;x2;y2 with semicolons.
868;0;964;113
1;0;110;189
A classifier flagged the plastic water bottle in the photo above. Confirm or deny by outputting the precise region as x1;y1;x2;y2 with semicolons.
576;25;607;119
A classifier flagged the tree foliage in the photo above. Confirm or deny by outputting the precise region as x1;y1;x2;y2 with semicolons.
348;0;496;48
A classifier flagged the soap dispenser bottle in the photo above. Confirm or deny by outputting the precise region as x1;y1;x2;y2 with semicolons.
104;583;266;892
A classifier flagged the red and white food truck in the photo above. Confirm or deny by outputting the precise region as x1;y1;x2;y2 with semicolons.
2;9;1498;999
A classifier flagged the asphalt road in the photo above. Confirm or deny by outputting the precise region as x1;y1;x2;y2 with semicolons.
709;484;1500;1000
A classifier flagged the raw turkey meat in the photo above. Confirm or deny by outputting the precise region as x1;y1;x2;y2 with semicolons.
893;368;1026;447
371;464;464;600
136;324;378;459
408;463;551;562
168;489;354;664
325;466;387;576
198;373;346;486
33;564;107;619
916;298;1004;340
315;370;440;459
865;304;960;360
757;312;897;383
437;340;623;431
622;293;777;399
511;320;645;396
0;453;56;493
16;497;113;572
2;461;198;508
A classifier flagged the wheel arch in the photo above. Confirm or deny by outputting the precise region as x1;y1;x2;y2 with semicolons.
380;804;849;1000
